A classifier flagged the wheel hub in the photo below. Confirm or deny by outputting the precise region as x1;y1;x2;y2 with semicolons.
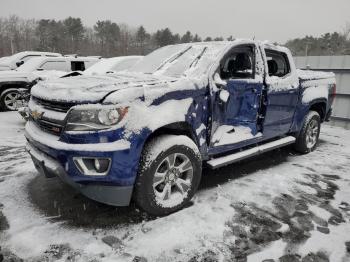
166;168;179;184
306;119;319;149
152;153;194;207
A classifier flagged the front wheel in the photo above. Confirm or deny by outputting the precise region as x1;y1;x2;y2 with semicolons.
134;135;202;216
0;89;22;111
294;111;321;153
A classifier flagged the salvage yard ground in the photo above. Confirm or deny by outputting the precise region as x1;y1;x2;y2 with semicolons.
0;112;349;262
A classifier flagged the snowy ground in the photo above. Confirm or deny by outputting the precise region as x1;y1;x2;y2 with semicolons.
0;112;349;262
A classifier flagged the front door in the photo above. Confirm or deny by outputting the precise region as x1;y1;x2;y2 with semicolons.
210;44;264;153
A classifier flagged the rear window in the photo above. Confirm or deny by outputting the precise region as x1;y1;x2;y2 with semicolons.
40;61;68;71
265;49;290;77
71;61;86;71
21;55;40;63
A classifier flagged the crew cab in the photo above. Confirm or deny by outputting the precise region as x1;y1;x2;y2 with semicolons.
0;51;62;71
0;56;99;111
25;40;336;216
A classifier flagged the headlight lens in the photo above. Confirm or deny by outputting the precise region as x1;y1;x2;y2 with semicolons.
65;106;128;131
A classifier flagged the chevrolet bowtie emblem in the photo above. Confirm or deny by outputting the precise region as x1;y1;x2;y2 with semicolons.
30;110;44;120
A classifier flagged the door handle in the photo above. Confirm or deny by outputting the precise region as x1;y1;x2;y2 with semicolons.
252;88;258;94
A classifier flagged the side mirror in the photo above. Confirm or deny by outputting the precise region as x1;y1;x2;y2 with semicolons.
214;73;227;89
16;61;24;67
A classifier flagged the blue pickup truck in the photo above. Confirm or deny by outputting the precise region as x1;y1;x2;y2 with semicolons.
25;40;336;215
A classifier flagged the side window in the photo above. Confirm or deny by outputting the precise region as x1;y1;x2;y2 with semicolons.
21;55;40;62
71;61;85;71
40;61;69;71
265;49;290;77
220;45;255;80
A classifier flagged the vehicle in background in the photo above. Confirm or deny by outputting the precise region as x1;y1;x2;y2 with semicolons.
25;40;336;216
63;56;143;77
83;56;143;75
0;51;62;71
0;56;99;111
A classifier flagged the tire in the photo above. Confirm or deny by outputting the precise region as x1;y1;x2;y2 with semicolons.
0;89;22;111
294;111;321;153
134;135;202;216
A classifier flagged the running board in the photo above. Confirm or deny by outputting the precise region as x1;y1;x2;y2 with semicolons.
207;136;296;169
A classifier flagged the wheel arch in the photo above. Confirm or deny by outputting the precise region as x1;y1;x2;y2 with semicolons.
0;81;28;96
308;100;327;122
143;121;200;150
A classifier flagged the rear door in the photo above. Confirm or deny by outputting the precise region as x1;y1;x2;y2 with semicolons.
262;48;299;137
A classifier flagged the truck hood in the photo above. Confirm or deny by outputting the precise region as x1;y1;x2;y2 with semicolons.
31;73;179;103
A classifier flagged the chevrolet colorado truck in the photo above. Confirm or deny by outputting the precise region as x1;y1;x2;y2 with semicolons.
25;40;336;216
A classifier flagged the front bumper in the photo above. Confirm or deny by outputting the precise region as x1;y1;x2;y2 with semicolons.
26;143;133;206
24;120;147;206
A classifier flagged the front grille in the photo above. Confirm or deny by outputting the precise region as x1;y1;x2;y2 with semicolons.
33;97;76;113
31;117;64;136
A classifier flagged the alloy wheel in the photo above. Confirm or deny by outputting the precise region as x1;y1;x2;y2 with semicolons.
153;153;194;207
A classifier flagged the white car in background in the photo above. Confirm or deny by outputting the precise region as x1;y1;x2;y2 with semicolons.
68;56;143;76
0;51;62;71
0;56;99;111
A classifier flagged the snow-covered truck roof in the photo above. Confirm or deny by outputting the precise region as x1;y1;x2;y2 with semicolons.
126;40;289;78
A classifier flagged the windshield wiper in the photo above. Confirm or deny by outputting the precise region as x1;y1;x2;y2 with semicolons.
189;47;208;68
155;46;193;72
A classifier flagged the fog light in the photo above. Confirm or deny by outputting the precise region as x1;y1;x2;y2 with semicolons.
73;157;111;176
94;158;110;173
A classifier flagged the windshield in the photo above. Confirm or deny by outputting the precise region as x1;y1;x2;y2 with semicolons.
84;56;142;75
127;43;229;77
16;57;45;72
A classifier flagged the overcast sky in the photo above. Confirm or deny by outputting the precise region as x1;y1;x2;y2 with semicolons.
0;0;349;43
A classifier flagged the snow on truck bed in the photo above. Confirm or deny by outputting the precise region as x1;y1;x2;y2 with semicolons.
297;69;335;81
297;69;336;104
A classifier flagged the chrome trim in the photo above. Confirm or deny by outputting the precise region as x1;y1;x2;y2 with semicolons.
73;157;112;176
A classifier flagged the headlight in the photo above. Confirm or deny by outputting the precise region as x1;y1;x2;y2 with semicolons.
65;106;128;131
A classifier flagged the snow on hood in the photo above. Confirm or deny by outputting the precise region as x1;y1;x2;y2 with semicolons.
0;70;66;83
0;65;12;71
30;72;180;103
0;70;32;81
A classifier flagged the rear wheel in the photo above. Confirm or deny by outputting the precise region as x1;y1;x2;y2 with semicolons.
294;111;321;153
134;135;202;216
0;89;22;111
